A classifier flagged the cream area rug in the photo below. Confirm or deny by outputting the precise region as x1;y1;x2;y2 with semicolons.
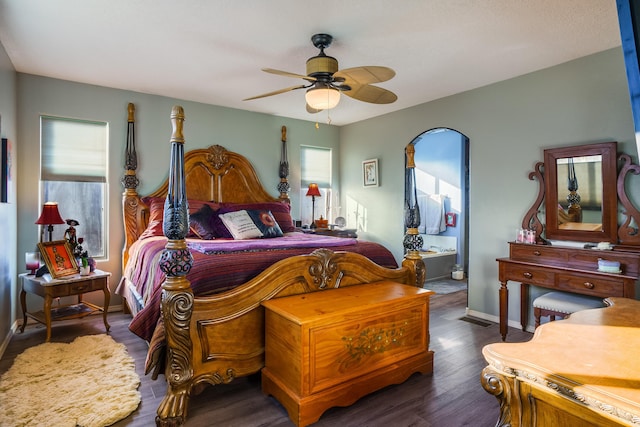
0;334;141;427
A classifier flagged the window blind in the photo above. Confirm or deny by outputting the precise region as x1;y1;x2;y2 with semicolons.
41;116;108;182
301;146;331;187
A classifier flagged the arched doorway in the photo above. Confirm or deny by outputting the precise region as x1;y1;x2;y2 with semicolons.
409;128;469;286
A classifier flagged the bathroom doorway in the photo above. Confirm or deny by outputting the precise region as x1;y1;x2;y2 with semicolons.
409;128;469;286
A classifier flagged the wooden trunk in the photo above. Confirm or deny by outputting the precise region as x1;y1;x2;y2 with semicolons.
261;281;434;427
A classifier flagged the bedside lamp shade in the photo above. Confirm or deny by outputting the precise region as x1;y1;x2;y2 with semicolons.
306;183;322;228
35;202;65;242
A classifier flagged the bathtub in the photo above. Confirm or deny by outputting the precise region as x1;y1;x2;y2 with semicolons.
420;250;457;282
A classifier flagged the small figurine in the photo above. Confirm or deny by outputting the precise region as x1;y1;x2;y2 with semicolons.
64;219;79;250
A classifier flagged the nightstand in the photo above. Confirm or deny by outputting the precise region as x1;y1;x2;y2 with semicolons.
19;269;111;341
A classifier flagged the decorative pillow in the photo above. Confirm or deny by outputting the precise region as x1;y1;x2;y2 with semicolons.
219;201;295;232
187;204;217;240
139;197;221;239
246;210;284;238
219;210;263;240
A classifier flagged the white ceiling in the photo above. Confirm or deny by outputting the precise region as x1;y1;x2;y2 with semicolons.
0;0;623;126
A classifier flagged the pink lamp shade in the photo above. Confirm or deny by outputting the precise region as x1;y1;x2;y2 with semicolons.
35;202;65;241
306;183;321;197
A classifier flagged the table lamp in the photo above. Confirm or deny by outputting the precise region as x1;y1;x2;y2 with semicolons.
306;183;321;229
35;202;65;242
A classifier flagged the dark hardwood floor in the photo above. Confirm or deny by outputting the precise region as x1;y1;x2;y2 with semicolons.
0;291;532;426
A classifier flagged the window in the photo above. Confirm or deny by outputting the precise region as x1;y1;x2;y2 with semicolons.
300;145;332;226
40;116;108;258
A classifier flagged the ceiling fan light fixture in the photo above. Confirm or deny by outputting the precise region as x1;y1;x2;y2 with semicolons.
305;86;340;110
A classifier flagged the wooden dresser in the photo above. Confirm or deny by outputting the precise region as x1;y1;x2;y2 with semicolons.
482;297;640;426
496;242;640;340
261;281;434;427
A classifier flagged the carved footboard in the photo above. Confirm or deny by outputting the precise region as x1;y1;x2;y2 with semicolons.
158;248;414;425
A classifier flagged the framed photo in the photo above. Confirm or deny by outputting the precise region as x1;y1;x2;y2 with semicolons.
445;212;457;227
362;158;379;187
38;240;78;278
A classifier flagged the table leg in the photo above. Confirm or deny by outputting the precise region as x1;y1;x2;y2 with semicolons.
19;288;27;333
102;283;111;332
520;283;529;331
44;294;52;342
499;280;508;341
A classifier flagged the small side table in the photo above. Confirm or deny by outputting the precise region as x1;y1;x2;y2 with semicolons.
19;269;111;342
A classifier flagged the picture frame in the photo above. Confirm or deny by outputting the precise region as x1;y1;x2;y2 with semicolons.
362;158;379;187
446;212;457;227
38;240;78;278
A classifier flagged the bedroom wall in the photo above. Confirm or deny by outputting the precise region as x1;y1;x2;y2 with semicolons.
339;47;638;329
15;75;340;312
0;40;17;350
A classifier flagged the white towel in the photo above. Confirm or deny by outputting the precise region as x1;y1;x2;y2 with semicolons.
424;194;446;234
417;194;428;234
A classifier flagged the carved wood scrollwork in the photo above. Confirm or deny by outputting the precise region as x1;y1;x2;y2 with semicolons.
523;161;545;241
617;153;640;246
480;366;514;427
205;145;230;170
308;248;342;289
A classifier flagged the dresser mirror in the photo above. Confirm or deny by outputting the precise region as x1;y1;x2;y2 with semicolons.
543;142;618;243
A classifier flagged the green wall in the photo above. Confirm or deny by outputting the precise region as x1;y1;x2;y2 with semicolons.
340;47;638;329
0;40;17;349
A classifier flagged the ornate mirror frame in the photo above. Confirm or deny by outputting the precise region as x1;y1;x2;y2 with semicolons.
522;141;640;248
544;141;618;243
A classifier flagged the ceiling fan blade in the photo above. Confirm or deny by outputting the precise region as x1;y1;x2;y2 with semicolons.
306;103;324;114
262;68;316;82
333;66;395;84
243;85;306;101
343;83;398;104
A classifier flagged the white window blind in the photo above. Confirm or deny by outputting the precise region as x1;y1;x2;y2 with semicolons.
301;146;331;187
41;116;108;182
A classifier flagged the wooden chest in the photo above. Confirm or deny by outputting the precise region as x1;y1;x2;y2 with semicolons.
261;281;434;427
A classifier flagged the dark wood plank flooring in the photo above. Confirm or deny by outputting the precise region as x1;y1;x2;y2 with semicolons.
0;291;532;426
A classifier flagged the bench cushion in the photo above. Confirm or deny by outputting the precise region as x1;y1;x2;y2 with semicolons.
533;291;604;315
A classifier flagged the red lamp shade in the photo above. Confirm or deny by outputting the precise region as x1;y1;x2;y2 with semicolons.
306;183;321;197
35;202;65;242
35;202;65;225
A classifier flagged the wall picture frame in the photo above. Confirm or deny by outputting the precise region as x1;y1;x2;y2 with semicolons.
38;240;78;278
362;158;379;187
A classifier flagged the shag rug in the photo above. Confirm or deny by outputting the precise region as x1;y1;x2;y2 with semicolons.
0;334;141;427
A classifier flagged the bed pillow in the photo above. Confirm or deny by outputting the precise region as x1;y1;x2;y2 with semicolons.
246;209;284;238
219;210;264;240
187;203;217;240
219;201;295;232
139;197;221;239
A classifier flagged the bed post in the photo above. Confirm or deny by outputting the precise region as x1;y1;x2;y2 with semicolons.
156;106;195;427
278;125;291;203
402;143;426;287
122;103;140;270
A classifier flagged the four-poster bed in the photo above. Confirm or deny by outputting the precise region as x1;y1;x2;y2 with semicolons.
119;105;427;425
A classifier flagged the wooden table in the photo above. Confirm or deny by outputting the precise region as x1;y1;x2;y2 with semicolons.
481;297;640;426
496;242;640;341
261;281;433;427
19;269;111;341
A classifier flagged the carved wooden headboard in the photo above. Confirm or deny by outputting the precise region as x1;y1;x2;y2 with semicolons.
121;143;287;270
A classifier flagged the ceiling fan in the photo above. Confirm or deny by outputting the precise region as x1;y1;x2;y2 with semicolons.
243;33;397;113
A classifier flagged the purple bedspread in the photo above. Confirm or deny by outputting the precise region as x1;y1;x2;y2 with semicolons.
121;233;398;341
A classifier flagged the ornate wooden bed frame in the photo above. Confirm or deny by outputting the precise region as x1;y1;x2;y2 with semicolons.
121;105;426;426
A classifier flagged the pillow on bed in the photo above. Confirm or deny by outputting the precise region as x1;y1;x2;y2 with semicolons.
139;197;221;239
219;201;295;232
246;209;284;238
219;210;264;240
187;203;217;240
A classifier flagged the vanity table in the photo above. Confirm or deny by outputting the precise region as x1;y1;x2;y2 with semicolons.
497;242;640;340
497;141;640;341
